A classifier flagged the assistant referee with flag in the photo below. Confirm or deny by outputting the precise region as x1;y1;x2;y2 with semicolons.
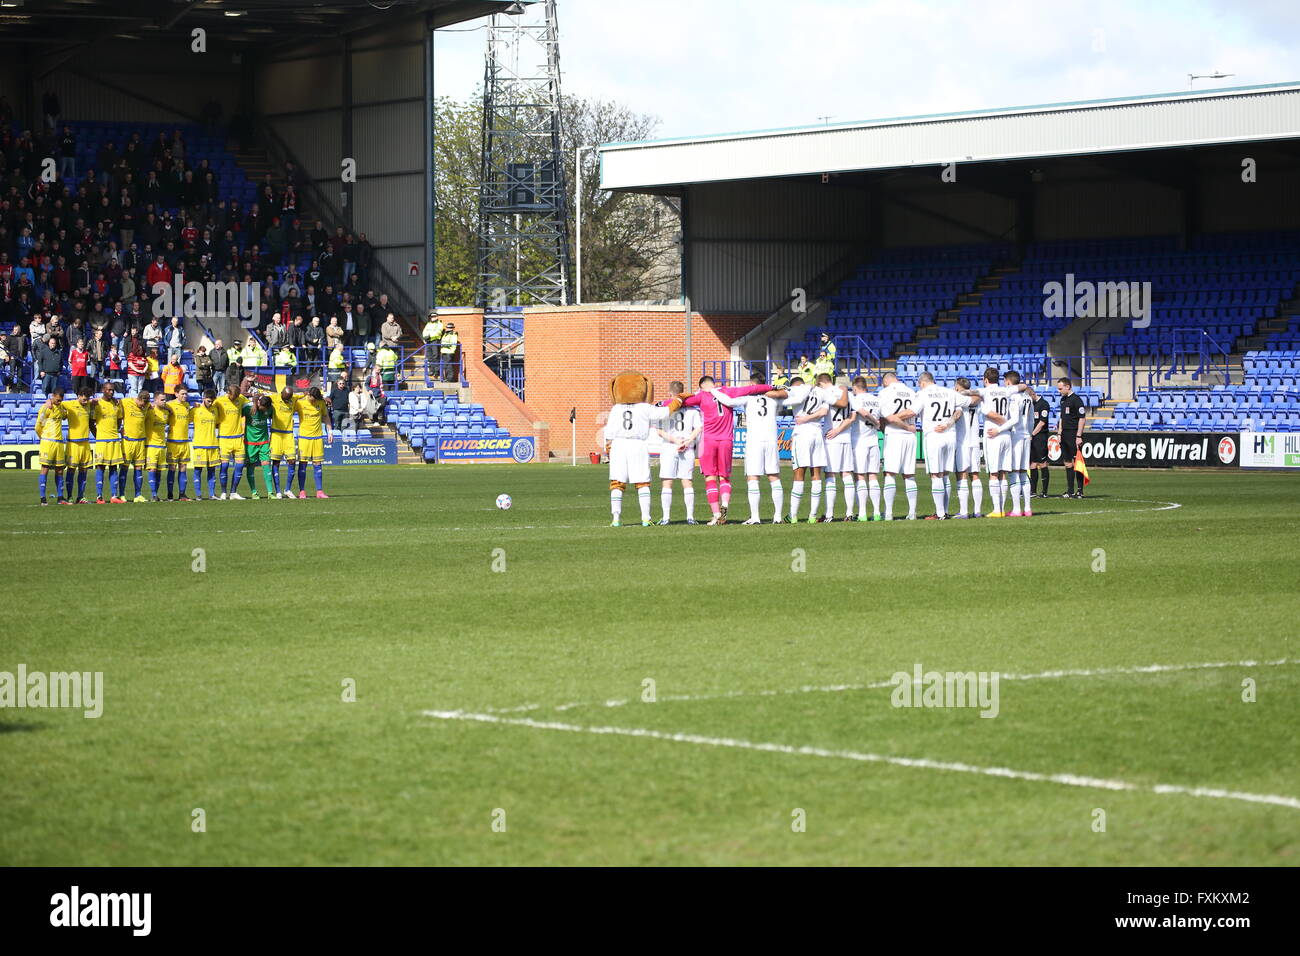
1056;377;1087;498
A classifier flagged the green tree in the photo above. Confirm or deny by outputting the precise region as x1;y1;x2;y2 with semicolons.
433;95;481;307
433;92;679;307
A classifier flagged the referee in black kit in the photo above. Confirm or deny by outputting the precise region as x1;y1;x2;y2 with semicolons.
1028;386;1051;497
1057;377;1086;497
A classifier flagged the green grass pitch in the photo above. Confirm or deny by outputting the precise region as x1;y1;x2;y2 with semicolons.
1;464;1298;865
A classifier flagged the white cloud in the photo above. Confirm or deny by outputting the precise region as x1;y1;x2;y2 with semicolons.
435;0;1299;139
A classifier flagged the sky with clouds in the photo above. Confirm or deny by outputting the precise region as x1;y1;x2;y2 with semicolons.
434;0;1299;141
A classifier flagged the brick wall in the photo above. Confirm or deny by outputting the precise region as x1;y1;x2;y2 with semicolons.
445;306;763;460
452;309;549;462
525;308;763;459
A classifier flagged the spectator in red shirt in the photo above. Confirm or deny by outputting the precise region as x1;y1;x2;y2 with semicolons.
70;338;90;393
146;254;172;291
126;346;148;396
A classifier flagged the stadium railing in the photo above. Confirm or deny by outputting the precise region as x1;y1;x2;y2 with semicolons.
397;340;461;390
702;359;772;386
1151;327;1231;387
831;334;883;383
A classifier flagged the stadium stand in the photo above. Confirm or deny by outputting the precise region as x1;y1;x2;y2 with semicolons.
787;243;1010;368
1092;352;1300;432
790;232;1300;369
0;117;479;456
771;229;1300;435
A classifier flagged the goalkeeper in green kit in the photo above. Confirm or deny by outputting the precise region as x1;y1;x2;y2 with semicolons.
242;395;277;499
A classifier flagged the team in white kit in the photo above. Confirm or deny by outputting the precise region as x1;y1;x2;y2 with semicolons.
606;367;1036;525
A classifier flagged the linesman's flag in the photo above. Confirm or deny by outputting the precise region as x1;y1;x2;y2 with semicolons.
1073;450;1091;486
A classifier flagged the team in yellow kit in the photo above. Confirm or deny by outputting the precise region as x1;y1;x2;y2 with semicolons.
214;382;251;500
36;385;68;504
189;389;225;496
145;393;172;498
60;388;94;503
163;386;196;499
90;383;126;502
35;380;334;506
290;387;333;499
266;388;299;499
119;390;151;502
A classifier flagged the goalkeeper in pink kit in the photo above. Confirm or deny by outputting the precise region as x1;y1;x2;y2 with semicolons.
682;375;785;525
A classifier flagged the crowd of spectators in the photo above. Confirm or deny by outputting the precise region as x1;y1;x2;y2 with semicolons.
0;108;454;399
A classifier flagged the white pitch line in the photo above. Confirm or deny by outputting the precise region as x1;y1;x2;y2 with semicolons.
1046;497;1182;517
485;658;1297;715
422;709;1300;812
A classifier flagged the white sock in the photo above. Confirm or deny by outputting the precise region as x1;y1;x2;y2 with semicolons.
809;478;822;519
823;476;836;518
638;486;651;522
748;480;761;519
930;475;946;516
972;476;984;514
869;475;881;516
683;484;695;519
883;476;896;518
790;480;804;522
660;487;672;520
770;480;783;516
957;478;969;515
611;488;623;518
904;477;918;518
842;474;854;516
856;478;867;516
1023;474;1032;511
991;477;1004;513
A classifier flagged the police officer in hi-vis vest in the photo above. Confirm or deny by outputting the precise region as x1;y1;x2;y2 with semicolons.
439;322;459;382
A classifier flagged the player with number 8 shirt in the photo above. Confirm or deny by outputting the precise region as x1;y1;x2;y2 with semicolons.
606;393;677;526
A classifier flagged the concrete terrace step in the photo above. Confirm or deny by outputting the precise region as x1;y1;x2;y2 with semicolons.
887;263;1018;360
